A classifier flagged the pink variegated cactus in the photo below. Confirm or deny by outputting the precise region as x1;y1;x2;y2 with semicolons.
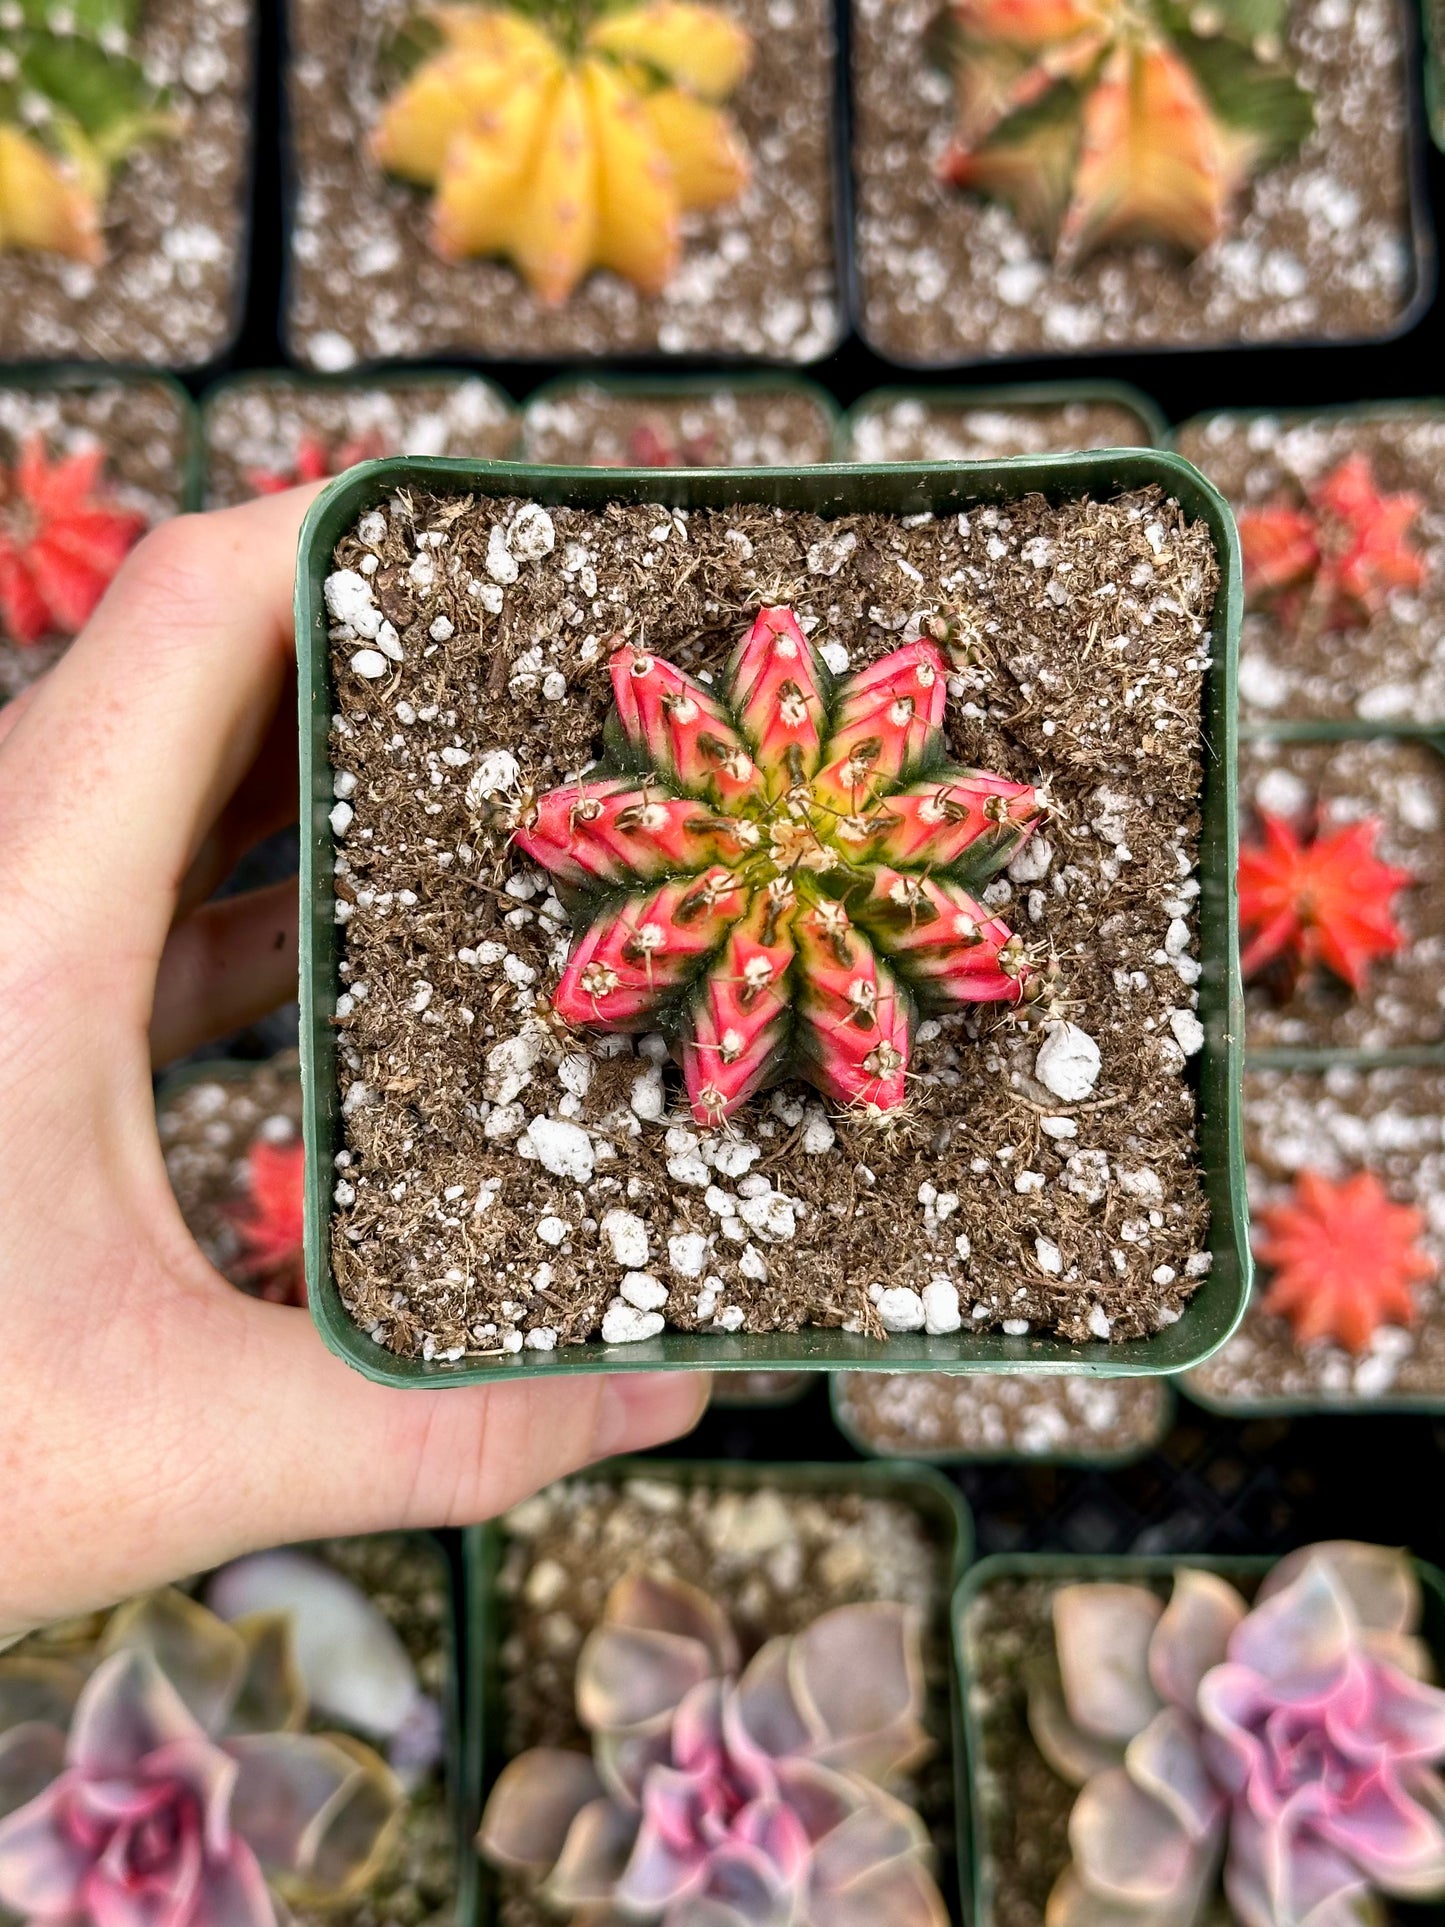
1029;1540;1445;1927
478;1570;950;1925
0;1587;403;1927
509;605;1043;1124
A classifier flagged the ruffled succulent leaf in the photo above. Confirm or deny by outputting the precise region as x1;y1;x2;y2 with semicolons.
1068;1766;1204;1904
68;1645;205;1775
807;1850;953;1927
543;1793;640;1909
726;606;830;795
847;867;1025;1009
0;1777;114;1922
1256;1543;1418;1634
613;1764;719;1912
1148;1570;1247;1712
813;642;948;811
576;1624;722;1740
229;1730;403;1906
1124;1709;1224;1844
792;907;912;1112
207;1552;435;1770
733;1639;815;1765
605;1572;743;1679
477;1748;605;1874
99;1589;262;1740
1026;1660;1128;1788
1053;1585;1165;1745
1227;1559;1358;1697
1222;1803;1373;1927
609;643;763;805
586;1;753;99
785;1604;931;1783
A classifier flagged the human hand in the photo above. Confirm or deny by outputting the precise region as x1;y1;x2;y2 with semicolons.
0;489;707;1642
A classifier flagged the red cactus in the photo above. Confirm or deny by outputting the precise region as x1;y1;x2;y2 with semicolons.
1238;453;1428;632
0;434;147;646
228;1138;306;1306
1256;1169;1436;1354
1238;809;1412;996
511;606;1042;1124
622;419;722;468
245;430;388;496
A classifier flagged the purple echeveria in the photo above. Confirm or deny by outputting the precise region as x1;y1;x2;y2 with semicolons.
1029;1540;1445;1927
479;1570;949;1926
0;1587;403;1927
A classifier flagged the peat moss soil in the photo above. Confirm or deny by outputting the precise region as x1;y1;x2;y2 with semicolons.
487;1473;955;1927
0;380;192;704
325;485;1219;1363
851;0;1420;365
521;383;838;468
284;0;840;368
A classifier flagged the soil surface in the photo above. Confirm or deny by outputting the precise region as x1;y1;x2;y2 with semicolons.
490;1474;954;1927
522;383;838;468
0;0;253;366
852;0;1418;363
1185;1066;1445;1410
835;1369;1171;1460
0;380;191;704
326;484;1219;1362
205;377;517;507
285;0;840;367
1175;409;1445;724
847;397;1155;463
158;1054;303;1301
1240;736;1445;1052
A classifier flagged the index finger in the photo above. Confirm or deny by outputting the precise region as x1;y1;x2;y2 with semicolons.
0;486;322;967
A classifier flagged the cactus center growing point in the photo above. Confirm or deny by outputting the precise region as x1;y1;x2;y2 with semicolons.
509;605;1045;1126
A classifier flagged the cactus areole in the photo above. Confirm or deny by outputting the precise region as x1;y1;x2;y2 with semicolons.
509;607;1044;1126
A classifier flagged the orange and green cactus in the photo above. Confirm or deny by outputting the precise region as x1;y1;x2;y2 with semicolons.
508;605;1043;1125
1256;1169;1436;1353
1238;453;1429;633
0;0;175;265
1238;808;1412;997
372;2;753;304
929;0;1313;263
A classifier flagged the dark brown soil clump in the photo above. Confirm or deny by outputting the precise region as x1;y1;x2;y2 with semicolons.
325;483;1219;1362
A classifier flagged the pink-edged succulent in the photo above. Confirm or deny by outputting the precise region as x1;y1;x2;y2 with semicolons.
508;605;1044;1125
0;1586;404;1927
478;1569;949;1926
1029;1540;1445;1927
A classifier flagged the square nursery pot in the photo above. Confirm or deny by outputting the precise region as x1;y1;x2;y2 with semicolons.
202;372;519;507
0;0;256;367
844;383;1166;464
830;1368;1175;1466
0;369;198;705
849;0;1432;367
0;1532;475;1927
464;1458;971;1923
955;1551;1445;1927
156;1052;305;1304
1173;403;1445;727
1182;1057;1445;1415
297;450;1248;1389
283;0;844;369
522;375;842;469
1428;0;1445;147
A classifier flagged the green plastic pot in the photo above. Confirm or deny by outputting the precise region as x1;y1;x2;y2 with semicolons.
844;381;1167;459
829;1372;1176;1468
521;372;845;464
463;1459;971;1924
296;450;1248;1388
954;1551;1445;1927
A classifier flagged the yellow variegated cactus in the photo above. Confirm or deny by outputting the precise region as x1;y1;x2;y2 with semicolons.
373;2;753;304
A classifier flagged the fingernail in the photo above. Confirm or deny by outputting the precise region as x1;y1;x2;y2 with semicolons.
593;1371;711;1462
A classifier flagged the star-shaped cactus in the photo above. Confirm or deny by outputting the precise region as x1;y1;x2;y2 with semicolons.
227;1137;306;1306
1257;1169;1436;1353
1238;453;1429;634
1238;808;1412;996
510;606;1043;1125
0;434;148;646
244;430;388;497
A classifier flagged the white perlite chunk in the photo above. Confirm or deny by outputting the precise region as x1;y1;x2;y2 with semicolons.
1035;1021;1101;1101
1007;835;1053;884
465;750;520;808
524;1327;558;1351
325;569;379;631
523;1116;594;1181
1035;1237;1064;1276
601;1302;665;1345
349;649;388;680
875;1287;926;1333
329;801;353;837
621;1271;668;1311
1170;1008;1205;1056
485;525;519;583
510;503;556;561
922;1279;961;1335
536;1216;569;1247
600;1209;650;1269
736;1190;796;1242
801;1107;835;1155
668;1232;709;1278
